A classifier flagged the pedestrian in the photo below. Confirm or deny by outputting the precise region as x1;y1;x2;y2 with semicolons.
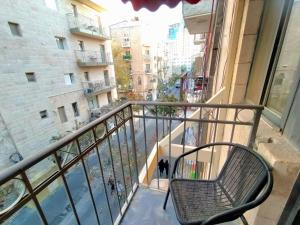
116;181;124;200
107;175;115;195
158;159;165;177
164;160;169;177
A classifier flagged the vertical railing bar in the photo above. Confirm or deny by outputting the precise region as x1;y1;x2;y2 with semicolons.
129;105;139;184
53;153;81;225
155;105;160;189
91;128;114;225
163;116;165;137
181;106;187;178
229;108;239;143
142;105;149;186
114;115;129;204
168;106;172;181
75;139;102;225
248;109;262;148
20;172;49;225
122;110;134;191
196;106;203;179
208;107;219;179
104;121;123;215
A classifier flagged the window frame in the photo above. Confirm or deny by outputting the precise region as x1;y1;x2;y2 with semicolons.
57;106;68;123
71;102;80;117
8;22;22;36
55;36;66;50
260;0;297;130
39;110;48;119
25;72;36;82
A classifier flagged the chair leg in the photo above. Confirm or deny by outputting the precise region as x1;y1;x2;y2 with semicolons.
240;215;249;225
163;188;170;210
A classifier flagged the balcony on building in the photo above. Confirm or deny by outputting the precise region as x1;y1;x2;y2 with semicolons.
66;13;110;40
82;78;115;97
183;0;214;34
75;50;112;67
0;100;266;225
143;54;151;61
123;54;132;61
122;41;131;48
145;69;152;74
194;33;207;45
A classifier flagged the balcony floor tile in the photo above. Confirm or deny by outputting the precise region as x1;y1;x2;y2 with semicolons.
121;186;243;225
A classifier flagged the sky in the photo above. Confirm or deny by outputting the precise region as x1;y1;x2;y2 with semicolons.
95;0;183;42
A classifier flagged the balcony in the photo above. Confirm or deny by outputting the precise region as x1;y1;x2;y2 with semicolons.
183;0;214;34
66;13;110;40
122;54;132;61
145;69;152;74
194;33;207;45
143;54;151;61
75;50;112;67
0;100;264;225
82;79;115;96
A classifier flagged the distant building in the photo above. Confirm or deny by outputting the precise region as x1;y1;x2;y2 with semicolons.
110;18;157;100
165;22;202;78
0;0;117;168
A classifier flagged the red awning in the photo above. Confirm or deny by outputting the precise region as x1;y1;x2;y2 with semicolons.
122;0;201;11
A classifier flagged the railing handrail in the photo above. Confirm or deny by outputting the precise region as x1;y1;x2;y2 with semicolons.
0;101;131;184
0;101;263;184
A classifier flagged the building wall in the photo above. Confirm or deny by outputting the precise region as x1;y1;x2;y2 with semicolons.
0;0;116;160
110;20;156;99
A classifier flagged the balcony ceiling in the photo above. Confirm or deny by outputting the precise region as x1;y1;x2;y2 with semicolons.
75;0;105;12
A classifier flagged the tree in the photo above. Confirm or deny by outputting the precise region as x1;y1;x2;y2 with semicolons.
112;42;130;89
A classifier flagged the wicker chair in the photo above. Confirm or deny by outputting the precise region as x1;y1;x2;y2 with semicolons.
163;143;273;225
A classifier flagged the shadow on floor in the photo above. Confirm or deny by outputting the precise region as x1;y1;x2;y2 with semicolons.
121;186;243;225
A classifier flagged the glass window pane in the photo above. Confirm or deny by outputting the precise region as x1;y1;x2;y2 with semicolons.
266;1;300;116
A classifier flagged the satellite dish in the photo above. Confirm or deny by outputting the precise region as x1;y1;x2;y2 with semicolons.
0;178;26;215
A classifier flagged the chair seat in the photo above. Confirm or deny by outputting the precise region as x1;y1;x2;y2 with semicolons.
170;179;233;224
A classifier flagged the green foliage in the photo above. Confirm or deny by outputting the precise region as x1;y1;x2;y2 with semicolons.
112;42;130;89
156;95;178;116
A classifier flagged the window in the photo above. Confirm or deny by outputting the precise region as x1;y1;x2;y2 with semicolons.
145;64;150;72
57;106;68;123
25;72;36;82
138;77;142;85
8;22;21;36
64;73;75;85
45;0;57;10
55;37;66;49
145;50;150;55
72;102;80;117
84;72;89;81
39;110;48;119
78;40;84;51
71;4;78;17
125;50;130;56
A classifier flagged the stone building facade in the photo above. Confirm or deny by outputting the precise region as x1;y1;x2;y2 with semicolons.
110;19;157;100
0;0;117;169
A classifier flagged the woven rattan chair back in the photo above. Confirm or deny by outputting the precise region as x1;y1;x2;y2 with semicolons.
217;146;268;207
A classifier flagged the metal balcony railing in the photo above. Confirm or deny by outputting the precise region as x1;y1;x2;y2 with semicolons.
143;54;151;61
76;50;112;67
82;78;115;96
0;101;263;225
194;33;207;44
66;13;110;40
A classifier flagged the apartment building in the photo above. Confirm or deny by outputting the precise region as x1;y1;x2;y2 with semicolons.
182;0;300;224
110;19;157;100
0;0;117;169
165;22;202;77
